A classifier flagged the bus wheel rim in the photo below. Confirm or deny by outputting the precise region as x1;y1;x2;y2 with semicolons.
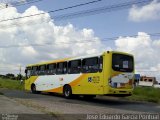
65;89;70;96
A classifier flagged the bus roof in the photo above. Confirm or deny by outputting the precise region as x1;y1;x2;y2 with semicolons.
26;51;133;67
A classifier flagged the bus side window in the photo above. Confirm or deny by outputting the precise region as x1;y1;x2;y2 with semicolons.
30;67;33;76
26;67;31;78
39;65;46;75
37;66;40;75
32;66;38;76
99;56;103;72
63;62;67;74
82;57;99;73
46;65;49;75
68;60;81;74
56;62;67;74
48;63;56;75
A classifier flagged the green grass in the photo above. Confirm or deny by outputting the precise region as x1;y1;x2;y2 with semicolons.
127;86;160;103
0;78;24;90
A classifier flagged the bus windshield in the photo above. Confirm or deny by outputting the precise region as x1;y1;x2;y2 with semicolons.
112;53;133;72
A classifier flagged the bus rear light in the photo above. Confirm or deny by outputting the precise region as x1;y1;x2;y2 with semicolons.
129;79;132;85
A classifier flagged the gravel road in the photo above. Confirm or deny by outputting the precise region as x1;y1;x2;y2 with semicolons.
0;88;160;120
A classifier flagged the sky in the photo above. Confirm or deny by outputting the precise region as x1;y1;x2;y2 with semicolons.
0;0;160;81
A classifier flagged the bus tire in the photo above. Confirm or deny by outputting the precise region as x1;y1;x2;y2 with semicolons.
31;84;37;94
63;85;72;99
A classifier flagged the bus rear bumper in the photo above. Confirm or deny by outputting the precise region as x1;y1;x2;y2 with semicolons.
104;94;132;97
104;88;133;97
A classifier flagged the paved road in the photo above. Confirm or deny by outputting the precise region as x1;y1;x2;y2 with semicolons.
0;95;42;114
0;94;57;120
0;88;160;120
0;89;160;120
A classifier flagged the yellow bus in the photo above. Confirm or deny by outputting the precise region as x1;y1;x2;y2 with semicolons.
24;51;134;98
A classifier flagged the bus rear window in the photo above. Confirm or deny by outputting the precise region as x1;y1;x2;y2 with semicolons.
112;53;133;72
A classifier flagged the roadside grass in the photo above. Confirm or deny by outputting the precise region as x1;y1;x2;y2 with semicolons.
127;86;160;103
0;78;24;90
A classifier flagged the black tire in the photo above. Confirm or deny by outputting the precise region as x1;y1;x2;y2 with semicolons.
31;84;37;94
63;85;72;99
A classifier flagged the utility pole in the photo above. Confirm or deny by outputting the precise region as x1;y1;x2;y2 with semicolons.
19;65;21;75
6;4;8;8
19;65;22;81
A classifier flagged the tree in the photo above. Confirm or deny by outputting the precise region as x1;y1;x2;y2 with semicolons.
5;73;15;79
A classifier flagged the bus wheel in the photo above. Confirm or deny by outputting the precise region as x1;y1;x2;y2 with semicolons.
31;84;37;94
63;85;72;99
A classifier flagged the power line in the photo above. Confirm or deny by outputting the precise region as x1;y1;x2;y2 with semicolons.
0;0;156;29
0;0;104;23
11;0;43;7
0;32;159;48
53;0;155;20
0;0;155;23
0;0;43;10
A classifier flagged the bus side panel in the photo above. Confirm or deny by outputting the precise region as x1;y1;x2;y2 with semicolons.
34;74;83;93
27;73;104;95
25;76;38;91
71;72;104;95
71;54;105;95
103;52;112;94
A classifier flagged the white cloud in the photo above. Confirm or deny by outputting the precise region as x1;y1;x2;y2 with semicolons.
0;6;105;74
0;5;159;83
115;32;160;82
129;0;160;22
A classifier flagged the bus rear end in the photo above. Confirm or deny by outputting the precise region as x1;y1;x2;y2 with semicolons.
106;52;134;96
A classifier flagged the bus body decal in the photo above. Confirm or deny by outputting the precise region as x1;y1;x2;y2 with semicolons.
33;74;88;91
110;73;134;88
43;74;87;93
